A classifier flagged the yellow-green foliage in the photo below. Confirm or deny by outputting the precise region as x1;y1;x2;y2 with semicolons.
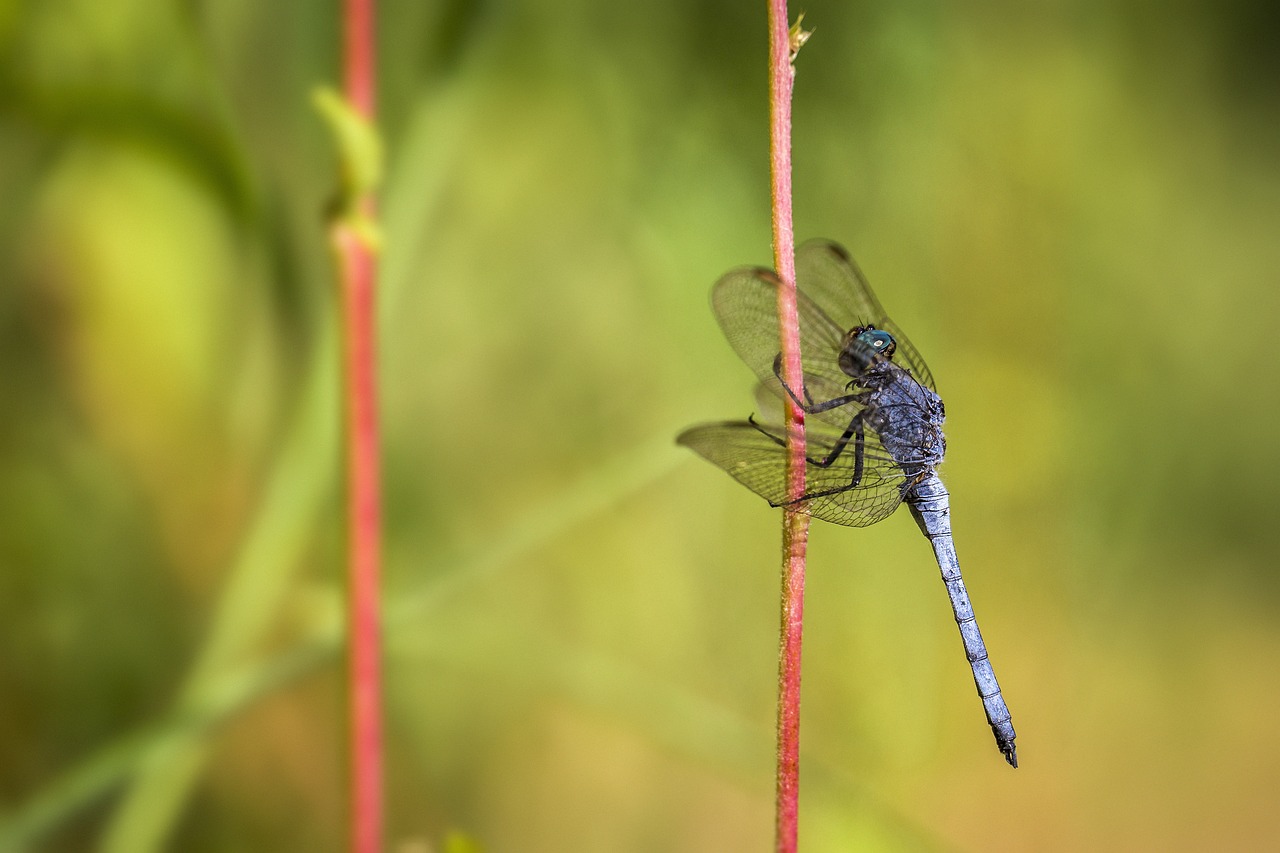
1;1;1278;851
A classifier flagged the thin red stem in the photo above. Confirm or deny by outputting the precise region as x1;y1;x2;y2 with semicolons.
341;229;382;853
768;1;810;851
344;0;376;116
340;1;382;852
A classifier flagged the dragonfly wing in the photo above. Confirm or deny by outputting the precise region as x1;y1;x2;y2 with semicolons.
795;239;937;391
711;266;865;429
677;420;906;528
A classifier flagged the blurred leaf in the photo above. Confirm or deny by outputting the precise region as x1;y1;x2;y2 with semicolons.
0;642;330;853
312;86;383;248
97;322;338;853
0;435;682;850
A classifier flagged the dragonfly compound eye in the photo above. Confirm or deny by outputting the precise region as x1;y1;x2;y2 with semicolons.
855;328;897;359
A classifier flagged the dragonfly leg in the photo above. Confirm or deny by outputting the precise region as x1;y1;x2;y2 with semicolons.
811;412;865;469
747;414;869;506
771;353;866;414
782;425;865;504
747;413;865;471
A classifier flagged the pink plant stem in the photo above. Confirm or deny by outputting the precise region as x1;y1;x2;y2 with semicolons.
344;0;376;115
340;1;382;852
767;1;810;851
340;230;383;853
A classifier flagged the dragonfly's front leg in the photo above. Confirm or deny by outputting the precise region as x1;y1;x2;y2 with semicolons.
771;353;865;414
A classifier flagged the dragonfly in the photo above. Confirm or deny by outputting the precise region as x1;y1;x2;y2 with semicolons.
677;239;1018;767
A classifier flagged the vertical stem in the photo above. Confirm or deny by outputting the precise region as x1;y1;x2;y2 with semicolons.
340;229;382;853
344;0;376;116
340;1;382;852
768;2;810;852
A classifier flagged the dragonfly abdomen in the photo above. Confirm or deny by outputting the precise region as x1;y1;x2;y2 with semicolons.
907;474;1019;768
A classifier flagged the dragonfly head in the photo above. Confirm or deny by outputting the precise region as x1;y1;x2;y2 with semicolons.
839;325;897;376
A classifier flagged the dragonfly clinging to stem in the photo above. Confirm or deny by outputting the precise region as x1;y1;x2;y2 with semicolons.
678;239;1018;767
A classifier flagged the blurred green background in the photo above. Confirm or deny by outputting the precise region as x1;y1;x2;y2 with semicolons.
2;0;1278;850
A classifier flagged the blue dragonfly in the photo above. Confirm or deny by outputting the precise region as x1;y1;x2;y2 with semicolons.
678;239;1018;767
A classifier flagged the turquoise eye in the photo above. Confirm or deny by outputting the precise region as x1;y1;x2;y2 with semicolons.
855;328;897;358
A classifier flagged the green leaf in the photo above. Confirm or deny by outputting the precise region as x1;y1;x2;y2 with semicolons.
312;85;384;248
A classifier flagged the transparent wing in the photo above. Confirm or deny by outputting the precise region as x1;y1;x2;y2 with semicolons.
676;419;907;528
795;239;936;391
711;267;867;431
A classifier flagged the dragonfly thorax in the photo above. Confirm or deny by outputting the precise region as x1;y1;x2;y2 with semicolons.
838;325;897;379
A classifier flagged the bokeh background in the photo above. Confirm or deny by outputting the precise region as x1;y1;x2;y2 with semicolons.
2;0;1279;850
